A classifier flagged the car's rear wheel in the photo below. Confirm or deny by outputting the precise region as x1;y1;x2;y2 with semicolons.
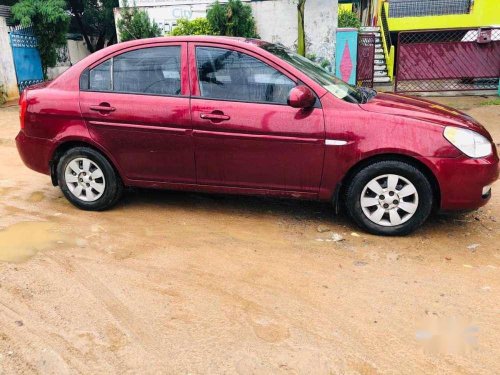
345;160;433;235
57;147;123;210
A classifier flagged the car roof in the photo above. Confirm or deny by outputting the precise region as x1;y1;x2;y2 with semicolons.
78;36;272;70
112;35;269;50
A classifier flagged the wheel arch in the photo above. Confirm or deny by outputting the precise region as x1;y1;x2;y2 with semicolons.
337;153;441;211
50;140;124;187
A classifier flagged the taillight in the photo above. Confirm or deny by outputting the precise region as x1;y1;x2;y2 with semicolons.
19;91;27;130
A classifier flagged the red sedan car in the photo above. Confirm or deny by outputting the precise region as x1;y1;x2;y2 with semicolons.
16;36;498;235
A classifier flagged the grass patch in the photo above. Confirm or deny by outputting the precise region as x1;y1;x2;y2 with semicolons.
480;97;500;106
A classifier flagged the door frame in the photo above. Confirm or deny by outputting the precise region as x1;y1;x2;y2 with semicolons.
187;41;327;196
186;41;327;100
78;41;196;184
81;41;191;97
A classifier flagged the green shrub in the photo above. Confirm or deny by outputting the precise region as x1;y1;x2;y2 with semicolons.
320;59;330;69
306;53;317;61
207;0;258;38
338;9;361;28
169;18;213;36
306;53;330;70
479;97;500;106
117;0;161;42
0;84;6;105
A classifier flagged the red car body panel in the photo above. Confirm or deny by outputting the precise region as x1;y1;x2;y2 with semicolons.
187;41;325;193
83;95;195;184
15;36;499;211
361;93;491;137
190;98;325;192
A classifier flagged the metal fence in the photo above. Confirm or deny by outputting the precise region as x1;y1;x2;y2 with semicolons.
356;33;375;87
394;27;500;92
8;25;44;92
388;0;471;18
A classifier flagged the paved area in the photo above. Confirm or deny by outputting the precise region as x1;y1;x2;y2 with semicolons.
0;96;499;374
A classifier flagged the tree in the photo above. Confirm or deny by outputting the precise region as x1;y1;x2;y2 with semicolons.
206;0;258;38
11;0;70;77
297;0;306;56
169;18;213;36
67;0;119;53
338;9;361;28
0;0;19;6
117;0;161;42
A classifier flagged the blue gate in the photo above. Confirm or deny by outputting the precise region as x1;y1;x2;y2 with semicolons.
9;25;43;92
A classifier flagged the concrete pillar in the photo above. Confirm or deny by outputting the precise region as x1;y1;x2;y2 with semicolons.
0;17;19;100
335;28;358;85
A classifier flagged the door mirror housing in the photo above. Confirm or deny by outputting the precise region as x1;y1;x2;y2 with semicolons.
287;86;316;108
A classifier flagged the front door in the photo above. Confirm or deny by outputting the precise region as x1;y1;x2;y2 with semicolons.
79;43;195;184
189;44;325;193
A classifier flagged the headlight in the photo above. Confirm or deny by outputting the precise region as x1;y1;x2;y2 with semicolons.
443;126;492;158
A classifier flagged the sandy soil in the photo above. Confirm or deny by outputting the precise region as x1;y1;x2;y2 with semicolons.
0;96;499;374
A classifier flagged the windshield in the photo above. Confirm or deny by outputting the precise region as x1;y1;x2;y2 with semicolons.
260;43;372;104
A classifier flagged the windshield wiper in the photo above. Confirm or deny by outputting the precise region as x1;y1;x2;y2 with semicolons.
357;87;377;103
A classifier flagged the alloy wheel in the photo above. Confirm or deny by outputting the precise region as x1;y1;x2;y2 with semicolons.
64;157;106;202
360;174;419;227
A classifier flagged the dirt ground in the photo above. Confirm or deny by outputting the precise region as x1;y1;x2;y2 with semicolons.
0;96;499;374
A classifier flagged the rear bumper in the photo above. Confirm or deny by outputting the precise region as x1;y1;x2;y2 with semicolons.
425;152;499;211
15;130;52;175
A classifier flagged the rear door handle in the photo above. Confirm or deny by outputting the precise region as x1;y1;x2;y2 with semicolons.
90;104;116;113
200;112;230;122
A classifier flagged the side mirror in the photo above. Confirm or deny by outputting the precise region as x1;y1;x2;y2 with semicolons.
287;85;316;108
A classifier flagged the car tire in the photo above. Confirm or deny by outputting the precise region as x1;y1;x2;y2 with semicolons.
345;160;433;236
57;147;123;211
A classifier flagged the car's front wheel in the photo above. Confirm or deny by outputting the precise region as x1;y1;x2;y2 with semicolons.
57;147;123;211
345;160;434;235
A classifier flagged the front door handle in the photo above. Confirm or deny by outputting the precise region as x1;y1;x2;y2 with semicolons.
90;103;116;113
200;111;230;122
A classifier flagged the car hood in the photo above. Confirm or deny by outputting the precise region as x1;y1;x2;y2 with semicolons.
359;92;487;135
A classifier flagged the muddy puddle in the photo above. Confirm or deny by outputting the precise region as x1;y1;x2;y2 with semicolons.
0;221;62;262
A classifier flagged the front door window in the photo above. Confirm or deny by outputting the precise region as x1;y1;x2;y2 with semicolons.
195;46;295;104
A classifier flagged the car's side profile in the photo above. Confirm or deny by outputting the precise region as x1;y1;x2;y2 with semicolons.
16;36;499;235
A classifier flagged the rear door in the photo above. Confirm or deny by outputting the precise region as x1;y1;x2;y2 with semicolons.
188;43;325;193
79;42;195;184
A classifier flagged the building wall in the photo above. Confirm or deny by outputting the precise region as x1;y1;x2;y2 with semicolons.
68;39;92;65
116;0;338;67
252;0;338;67
385;0;500;31
0;17;19;100
47;39;91;80
117;0;240;35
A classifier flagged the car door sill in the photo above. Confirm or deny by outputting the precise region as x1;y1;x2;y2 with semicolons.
125;179;319;200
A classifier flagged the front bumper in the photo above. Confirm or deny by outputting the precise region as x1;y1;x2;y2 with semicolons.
15;130;53;175
424;152;499;211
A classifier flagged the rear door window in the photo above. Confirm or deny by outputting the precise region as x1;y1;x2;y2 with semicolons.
89;59;111;91
113;46;181;95
85;46;181;96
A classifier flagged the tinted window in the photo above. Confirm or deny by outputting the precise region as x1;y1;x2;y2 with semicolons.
89;59;111;91
86;46;181;95
196;47;295;104
113;46;181;95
